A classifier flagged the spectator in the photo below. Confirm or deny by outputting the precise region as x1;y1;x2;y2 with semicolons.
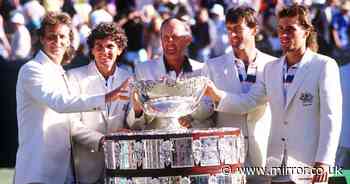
146;16;163;60
118;9;148;66
209;3;230;57
191;8;216;62
9;12;31;61
330;0;350;65
312;0;339;56
89;0;113;29
0;15;11;60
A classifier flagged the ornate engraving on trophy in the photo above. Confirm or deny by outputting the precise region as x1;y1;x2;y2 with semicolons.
143;139;164;169
189;174;209;184
119;140;138;169
172;137;194;168
199;136;220;166
219;136;238;164
103;140;116;169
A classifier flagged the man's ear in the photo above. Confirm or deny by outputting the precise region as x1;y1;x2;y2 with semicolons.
185;35;193;44
304;29;310;39
252;26;258;36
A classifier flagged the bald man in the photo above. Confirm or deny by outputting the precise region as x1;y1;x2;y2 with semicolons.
127;17;214;130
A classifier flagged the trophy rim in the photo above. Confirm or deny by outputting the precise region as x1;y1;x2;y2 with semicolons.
133;76;209;118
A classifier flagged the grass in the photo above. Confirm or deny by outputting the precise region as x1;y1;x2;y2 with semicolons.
0;168;14;184
333;169;350;183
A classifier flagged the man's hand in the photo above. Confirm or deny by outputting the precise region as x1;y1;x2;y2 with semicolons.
98;136;106;152
178;115;193;128
204;80;223;106
105;78;131;102
132;90;143;117
312;162;329;184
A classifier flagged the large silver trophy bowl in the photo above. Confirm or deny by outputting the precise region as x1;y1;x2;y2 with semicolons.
132;76;208;129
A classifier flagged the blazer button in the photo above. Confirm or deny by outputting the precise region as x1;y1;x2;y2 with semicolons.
283;121;288;125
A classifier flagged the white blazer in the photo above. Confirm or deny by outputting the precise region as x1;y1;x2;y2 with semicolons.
217;49;342;182
203;49;276;167
67;62;133;183
134;56;204;80
128;56;213;129
15;51;105;184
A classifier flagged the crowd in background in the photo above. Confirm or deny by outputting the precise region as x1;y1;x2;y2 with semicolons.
1;0;350;68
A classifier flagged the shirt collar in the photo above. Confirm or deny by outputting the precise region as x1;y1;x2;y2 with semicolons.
89;61;120;82
233;49;258;68
163;56;193;74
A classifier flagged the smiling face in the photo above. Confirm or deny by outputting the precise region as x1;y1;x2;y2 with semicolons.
277;16;309;54
161;19;192;61
226;19;256;50
92;36;122;74
40;24;71;64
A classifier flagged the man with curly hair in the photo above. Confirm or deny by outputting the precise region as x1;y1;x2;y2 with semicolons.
67;22;138;183
15;12;129;184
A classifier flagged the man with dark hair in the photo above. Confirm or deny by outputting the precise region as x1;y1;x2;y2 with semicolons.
203;6;276;184
205;4;341;184
14;12;129;184
128;17;213;129
67;22;136;183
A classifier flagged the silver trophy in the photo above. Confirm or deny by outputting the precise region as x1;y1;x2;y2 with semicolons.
132;76;208;129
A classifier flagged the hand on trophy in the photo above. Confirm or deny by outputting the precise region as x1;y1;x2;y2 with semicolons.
204;80;223;106
131;90;144;117
178;115;193;128
105;77;132;102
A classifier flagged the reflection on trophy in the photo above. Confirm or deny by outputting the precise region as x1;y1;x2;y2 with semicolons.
132;76;209;129
103;76;245;184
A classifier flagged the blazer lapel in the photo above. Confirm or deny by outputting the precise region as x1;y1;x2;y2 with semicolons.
274;58;286;109
88;62;106;91
284;49;313;110
109;67;130;115
224;51;242;92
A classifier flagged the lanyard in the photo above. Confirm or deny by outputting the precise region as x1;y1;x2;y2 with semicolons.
235;59;257;93
282;62;298;99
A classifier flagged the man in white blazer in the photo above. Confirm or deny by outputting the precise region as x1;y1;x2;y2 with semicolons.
15;12;129;184
128;17;214;130
67;23;137;184
203;7;276;184
205;5;342;184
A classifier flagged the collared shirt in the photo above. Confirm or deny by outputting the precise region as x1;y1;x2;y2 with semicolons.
91;61;118;117
163;56;193;78
282;60;300;102
234;58;258;93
